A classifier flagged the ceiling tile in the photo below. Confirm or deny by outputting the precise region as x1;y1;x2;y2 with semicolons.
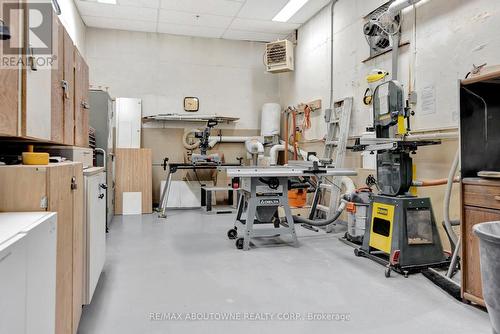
160;0;242;17
230;18;299;34
77;1;158;21
223;29;287;42
237;0;289;21
116;0;160;8
157;22;226;39
158;10;233;28
83;16;157;33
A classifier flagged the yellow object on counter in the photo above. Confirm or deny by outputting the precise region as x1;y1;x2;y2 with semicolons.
22;145;49;165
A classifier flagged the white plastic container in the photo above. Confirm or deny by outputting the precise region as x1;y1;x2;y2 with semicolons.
260;103;281;137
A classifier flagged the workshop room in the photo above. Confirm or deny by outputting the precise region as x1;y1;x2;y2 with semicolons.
1;0;500;333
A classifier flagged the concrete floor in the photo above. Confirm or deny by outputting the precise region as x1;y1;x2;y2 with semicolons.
78;210;491;334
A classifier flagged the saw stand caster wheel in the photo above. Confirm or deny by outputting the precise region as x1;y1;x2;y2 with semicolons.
385;267;391;278
354;248;362;257
227;228;237;240
235;238;244;250
403;271;409;278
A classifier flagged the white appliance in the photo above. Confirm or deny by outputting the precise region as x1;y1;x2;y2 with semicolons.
40;146;94;168
83;168;107;305
265;40;294;73
0;212;57;334
116;97;142;148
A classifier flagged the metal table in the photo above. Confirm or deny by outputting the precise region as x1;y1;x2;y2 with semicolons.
157;160;241;218
226;166;357;250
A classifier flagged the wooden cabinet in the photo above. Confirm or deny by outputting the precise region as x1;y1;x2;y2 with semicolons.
461;177;500;306
0;162;84;334
63;29;75;145
51;16;65;143
0;4;89;146
0;0;21;136
74;50;89;147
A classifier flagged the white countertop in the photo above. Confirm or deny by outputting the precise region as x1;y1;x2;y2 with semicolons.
0;212;56;245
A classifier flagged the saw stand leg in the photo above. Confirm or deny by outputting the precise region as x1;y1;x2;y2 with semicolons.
158;171;173;218
243;197;257;251
232;177;298;250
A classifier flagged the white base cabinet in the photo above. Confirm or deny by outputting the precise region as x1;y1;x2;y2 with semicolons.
0;212;57;334
83;168;107;305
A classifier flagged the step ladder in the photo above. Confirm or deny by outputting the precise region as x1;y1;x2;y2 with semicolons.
308;97;353;229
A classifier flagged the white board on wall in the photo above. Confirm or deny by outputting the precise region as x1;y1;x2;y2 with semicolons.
116;98;142;148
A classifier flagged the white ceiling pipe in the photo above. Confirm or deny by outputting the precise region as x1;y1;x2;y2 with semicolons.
269;145;285;165
208;136;263;148
387;0;423;17
245;139;265;155
208;136;261;143
268;141;319;165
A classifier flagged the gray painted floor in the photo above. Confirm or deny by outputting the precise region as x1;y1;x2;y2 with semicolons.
78;210;491;334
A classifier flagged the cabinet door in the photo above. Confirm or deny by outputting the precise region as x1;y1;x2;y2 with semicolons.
72;163;84;334
87;172;106;304
51;16;64;143
47;165;74;334
74;50;89;147
0;235;27;334
63;29;74;145
25;215;57;334
462;206;500;302
0;166;48;211
24;4;52;140
0;0;21;136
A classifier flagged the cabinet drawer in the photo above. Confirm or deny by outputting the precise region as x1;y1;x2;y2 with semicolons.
463;184;500;210
462;206;500;304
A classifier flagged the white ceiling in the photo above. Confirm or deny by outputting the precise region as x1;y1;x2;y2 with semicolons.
75;0;331;42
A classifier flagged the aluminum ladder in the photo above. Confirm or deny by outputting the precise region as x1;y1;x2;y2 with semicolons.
308;97;353;230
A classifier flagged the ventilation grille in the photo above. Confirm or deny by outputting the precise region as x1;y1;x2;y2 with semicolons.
364;1;400;57
266;42;287;65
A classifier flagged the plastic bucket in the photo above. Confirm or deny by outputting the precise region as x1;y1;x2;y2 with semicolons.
473;221;500;334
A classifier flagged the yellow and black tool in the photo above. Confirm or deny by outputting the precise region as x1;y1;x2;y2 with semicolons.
357;194;448;278
363;69;389;105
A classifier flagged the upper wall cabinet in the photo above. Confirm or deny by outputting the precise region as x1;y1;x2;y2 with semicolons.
0;0;21;136
63;28;75;145
51;16;64;143
24;1;53;140
0;3;89;147
74;49;89;147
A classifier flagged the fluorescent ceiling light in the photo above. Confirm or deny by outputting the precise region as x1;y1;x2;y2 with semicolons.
97;0;116;4
272;0;309;22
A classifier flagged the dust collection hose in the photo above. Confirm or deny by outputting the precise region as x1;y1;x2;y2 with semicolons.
293;196;348;227
444;149;460;246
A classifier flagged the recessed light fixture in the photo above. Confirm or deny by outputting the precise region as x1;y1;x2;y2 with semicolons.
97;0;117;4
272;0;309;22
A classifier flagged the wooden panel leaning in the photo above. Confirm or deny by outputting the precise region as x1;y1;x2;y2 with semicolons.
115;148;153;214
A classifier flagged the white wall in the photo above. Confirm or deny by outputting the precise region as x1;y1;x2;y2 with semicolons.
279;0;500;139
85;28;281;129
59;0;86;56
